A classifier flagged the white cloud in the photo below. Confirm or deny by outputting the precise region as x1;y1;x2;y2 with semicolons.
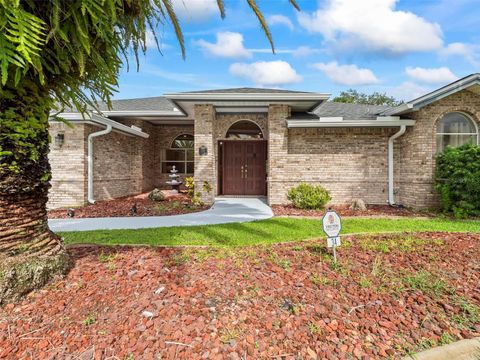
292;46;320;57
388;81;431;101
229;61;302;86
312;61;379;85
171;0;218;22
440;43;480;66
267;14;294;31
297;0;443;54
405;66;458;84
196;32;251;59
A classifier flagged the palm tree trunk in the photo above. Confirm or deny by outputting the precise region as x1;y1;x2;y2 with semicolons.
0;80;70;305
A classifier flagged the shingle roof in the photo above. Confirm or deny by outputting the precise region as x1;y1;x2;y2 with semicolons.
61;96;176;113
313;102;391;120
181;87;314;94
97;96;175;111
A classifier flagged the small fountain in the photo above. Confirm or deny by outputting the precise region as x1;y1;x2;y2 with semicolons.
166;165;183;193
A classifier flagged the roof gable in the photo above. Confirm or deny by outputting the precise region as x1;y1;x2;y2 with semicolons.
383;73;480;116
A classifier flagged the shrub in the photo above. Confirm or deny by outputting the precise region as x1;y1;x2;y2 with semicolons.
287;183;331;210
435;144;480;218
185;177;195;198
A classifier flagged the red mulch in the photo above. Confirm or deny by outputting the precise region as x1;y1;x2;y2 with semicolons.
48;192;209;219
1;232;479;359
272;204;437;218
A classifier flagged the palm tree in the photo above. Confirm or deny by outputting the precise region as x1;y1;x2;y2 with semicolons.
0;0;299;304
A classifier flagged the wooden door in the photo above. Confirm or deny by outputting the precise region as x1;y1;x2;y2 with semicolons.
222;141;266;196
244;141;266;195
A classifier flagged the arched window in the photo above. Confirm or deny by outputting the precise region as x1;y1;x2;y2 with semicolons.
226;120;263;139
172;134;194;149
162;134;194;174
436;112;478;152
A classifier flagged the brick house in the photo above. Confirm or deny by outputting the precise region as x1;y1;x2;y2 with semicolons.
48;74;480;209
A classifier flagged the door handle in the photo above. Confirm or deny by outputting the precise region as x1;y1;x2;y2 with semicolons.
245;164;248;179
241;165;244;178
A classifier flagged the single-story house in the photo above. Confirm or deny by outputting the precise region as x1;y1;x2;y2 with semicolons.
48;73;480;209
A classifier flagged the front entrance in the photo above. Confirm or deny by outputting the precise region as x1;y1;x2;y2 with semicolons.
221;140;267;196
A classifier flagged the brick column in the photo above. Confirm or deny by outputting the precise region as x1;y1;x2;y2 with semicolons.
267;104;291;205
194;104;216;204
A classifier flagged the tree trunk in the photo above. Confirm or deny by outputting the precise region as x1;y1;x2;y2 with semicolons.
0;79;70;305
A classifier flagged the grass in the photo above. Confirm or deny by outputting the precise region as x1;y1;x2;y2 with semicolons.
59;217;480;247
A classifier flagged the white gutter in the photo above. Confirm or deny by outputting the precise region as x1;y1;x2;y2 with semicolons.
287;119;416;128
87;124;112;204
388;125;407;206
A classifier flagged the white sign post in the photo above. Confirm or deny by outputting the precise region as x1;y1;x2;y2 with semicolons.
322;209;342;263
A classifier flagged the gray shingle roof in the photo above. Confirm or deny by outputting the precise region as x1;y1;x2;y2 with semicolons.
62;96;175;113
182;87;314;94
314;102;391;120
97;96;175;111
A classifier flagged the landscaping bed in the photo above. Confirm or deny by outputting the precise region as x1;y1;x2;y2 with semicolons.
48;192;209;219
1;232;479;359
272;204;436;218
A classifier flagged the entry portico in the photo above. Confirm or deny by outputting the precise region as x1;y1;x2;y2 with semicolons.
165;88;329;203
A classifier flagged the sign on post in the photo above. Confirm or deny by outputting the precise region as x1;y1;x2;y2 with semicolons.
322;209;342;262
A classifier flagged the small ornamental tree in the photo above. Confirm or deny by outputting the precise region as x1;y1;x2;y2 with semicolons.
0;0;299;303
435;144;480;218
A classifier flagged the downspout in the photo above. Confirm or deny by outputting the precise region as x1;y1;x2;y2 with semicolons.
87;124;112;204
388;125;407;206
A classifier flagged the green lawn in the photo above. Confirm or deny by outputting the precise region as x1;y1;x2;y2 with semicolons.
60;217;480;247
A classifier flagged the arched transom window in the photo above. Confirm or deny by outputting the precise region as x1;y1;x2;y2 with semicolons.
162;134;194;174
226;120;263;139
436;112;478;152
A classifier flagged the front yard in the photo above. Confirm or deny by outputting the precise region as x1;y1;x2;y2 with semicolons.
1;229;479;359
59;217;480;247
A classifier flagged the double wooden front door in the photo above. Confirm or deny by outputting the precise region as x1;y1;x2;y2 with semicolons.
222;140;266;196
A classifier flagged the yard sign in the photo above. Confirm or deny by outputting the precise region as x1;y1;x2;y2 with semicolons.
322;209;342;262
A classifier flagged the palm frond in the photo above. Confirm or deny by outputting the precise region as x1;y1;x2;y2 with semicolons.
289;0;300;11
159;0;185;59
217;0;225;18
246;0;274;53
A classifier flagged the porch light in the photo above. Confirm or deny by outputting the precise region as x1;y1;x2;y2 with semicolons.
55;133;65;147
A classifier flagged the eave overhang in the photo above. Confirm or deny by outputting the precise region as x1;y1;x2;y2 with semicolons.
287;118;416;128
381;73;480;116
51;112;150;138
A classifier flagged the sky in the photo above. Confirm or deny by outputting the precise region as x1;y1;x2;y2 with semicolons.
116;0;480;101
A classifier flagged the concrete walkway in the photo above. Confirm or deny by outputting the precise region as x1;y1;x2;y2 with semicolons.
48;197;273;232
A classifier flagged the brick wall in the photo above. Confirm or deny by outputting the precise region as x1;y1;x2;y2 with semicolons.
194;105;216;204
398;89;480;208
267;105;401;205
155;125;194;189
48;122;87;209
86;124;144;201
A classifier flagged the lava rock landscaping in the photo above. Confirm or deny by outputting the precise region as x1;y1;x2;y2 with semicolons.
272;204;437;218
1;232;479;359
48;193;209;219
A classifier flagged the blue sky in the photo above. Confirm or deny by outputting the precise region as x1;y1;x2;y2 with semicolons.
116;0;480;101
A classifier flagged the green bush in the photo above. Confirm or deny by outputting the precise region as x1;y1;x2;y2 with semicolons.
435;144;480;218
287;183;331;210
